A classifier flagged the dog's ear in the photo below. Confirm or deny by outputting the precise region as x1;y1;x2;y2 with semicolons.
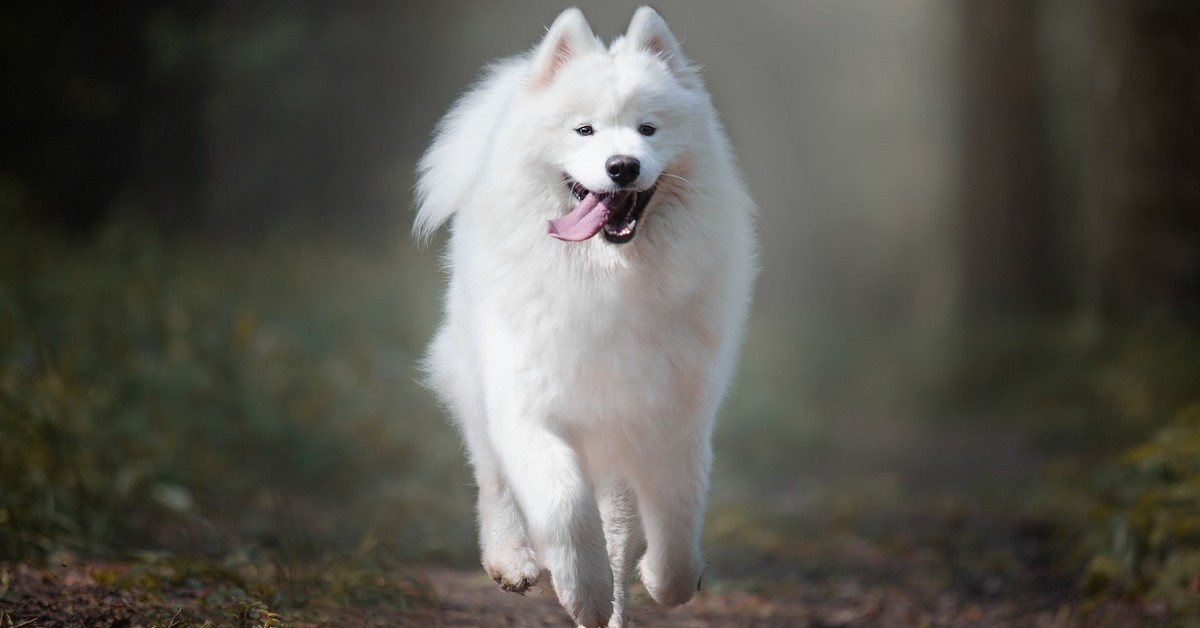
529;8;602;89
625;7;697;83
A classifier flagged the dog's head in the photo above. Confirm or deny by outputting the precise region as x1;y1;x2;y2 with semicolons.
523;8;705;245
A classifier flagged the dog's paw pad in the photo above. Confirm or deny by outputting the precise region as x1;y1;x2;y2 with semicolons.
495;574;536;595
483;545;541;595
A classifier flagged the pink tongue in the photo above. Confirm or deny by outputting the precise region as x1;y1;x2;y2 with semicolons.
547;192;610;242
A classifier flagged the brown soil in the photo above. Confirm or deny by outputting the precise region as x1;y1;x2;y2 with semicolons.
1;558;1155;627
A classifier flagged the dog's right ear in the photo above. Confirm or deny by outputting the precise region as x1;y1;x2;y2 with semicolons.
529;8;601;89
625;7;698;86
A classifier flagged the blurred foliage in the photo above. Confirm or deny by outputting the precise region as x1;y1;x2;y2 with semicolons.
1084;402;1200;617
0;221;471;563
935;320;1200;447
934;319;1200;619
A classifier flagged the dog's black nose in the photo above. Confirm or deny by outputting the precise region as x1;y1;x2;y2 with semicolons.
605;155;640;186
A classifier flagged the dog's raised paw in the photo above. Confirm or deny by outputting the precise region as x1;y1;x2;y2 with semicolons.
493;573;535;595
483;544;541;595
639;554;702;607
565;596;613;628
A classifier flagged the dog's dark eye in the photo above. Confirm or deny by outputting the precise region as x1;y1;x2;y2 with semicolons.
638;123;657;137
575;125;594;137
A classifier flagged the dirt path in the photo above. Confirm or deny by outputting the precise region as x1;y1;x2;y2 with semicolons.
412;564;1152;628
415;564;1077;627
418;565;860;627
0;555;1150;627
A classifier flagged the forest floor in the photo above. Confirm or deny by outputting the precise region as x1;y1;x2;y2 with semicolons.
0;547;1154;627
0;416;1168;627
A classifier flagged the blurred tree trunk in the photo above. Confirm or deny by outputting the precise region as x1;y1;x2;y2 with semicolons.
1079;1;1200;321
958;1;1060;319
0;3;152;232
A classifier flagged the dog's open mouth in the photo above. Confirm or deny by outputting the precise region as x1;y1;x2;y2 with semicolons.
547;180;657;244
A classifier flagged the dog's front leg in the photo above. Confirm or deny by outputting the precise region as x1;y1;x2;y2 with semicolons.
632;429;707;608
463;423;542;593
488;404;613;627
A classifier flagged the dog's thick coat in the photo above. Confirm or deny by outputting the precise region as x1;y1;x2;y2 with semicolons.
415;8;756;627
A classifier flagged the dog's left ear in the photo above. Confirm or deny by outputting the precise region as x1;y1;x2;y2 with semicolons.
625;7;697;84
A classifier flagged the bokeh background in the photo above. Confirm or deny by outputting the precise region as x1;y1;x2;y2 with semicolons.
2;0;1199;621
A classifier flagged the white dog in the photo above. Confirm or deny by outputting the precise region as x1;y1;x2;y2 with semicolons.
415;7;756;627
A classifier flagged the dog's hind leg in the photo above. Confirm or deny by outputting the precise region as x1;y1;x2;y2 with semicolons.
597;478;641;628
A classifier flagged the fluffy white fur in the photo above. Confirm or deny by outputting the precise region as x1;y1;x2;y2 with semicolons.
415;8;756;627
